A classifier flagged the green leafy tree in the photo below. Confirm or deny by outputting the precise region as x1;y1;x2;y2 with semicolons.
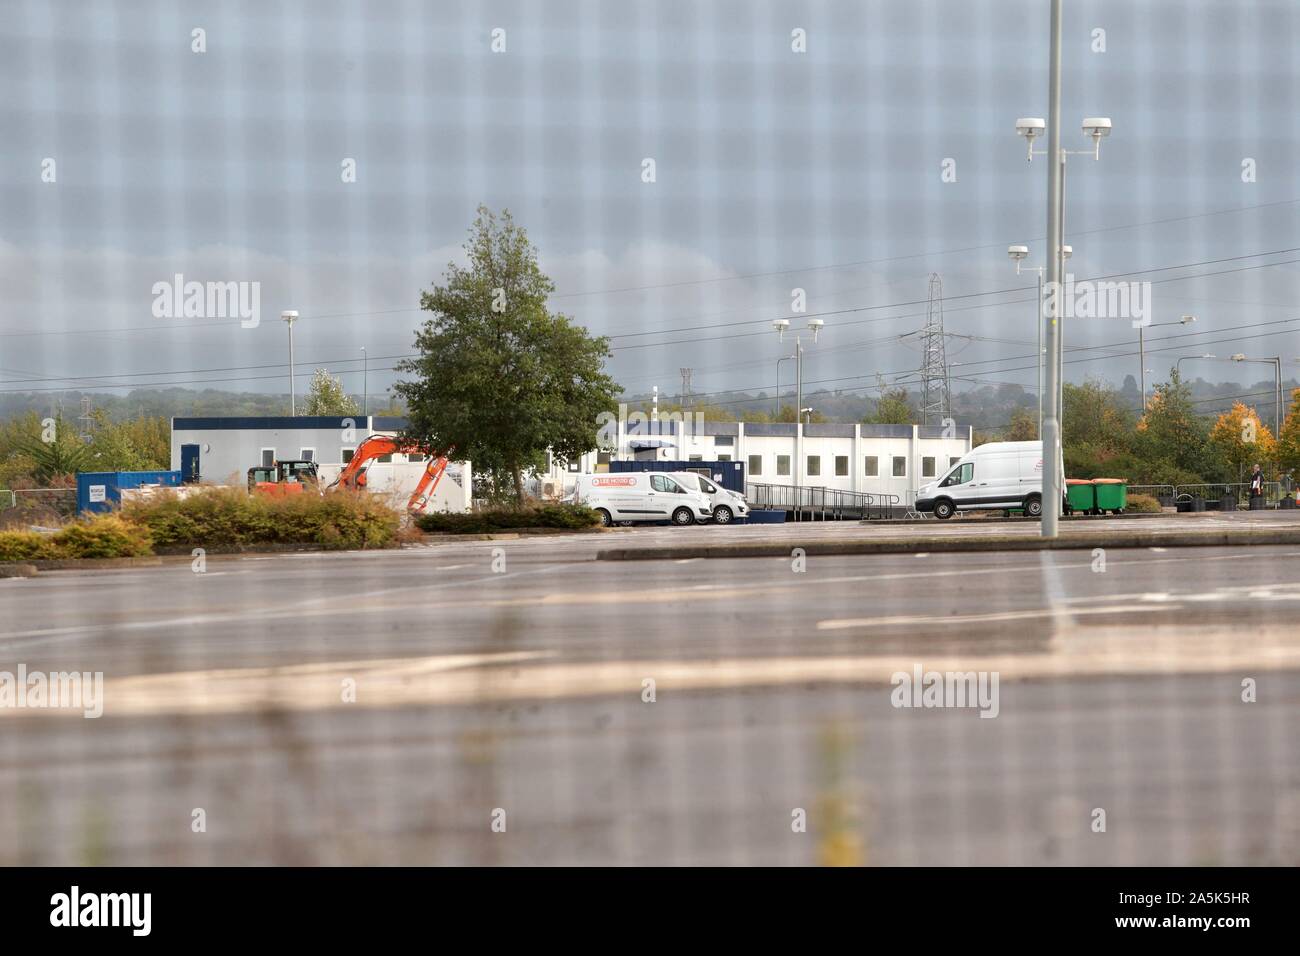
82;410;169;472
1005;407;1038;441
865;387;915;425
1133;369;1223;483
1060;378;1135;477
1063;378;1133;451
395;206;620;503
0;411;42;487
117;416;171;468
12;414;92;483
303;368;360;416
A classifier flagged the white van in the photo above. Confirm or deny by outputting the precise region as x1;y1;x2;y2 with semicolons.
915;441;1050;519
667;471;750;524
572;472;713;527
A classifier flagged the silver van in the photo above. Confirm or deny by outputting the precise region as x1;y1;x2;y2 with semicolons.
667;471;750;524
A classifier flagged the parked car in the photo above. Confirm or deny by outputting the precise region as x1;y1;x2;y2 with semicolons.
571;472;713;527
667;471;750;524
914;441;1051;519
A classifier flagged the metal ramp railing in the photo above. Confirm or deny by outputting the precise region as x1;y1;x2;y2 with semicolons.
745;482;900;520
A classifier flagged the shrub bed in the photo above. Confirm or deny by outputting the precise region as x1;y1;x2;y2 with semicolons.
1124;494;1162;514
122;487;401;550
0;515;153;562
415;503;601;534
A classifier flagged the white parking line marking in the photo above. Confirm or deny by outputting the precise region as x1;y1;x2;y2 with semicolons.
816;604;1170;630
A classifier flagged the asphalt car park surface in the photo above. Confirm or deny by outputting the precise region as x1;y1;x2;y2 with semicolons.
1;537;1297;864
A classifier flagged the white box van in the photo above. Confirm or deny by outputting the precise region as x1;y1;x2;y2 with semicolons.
572;472;713;527
915;441;1051;519
667;471;750;524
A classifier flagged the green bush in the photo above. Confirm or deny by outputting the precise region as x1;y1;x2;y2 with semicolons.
53;515;153;558
122;487;401;550
0;530;59;561
415;503;601;534
0;515;152;561
1124;494;1163;514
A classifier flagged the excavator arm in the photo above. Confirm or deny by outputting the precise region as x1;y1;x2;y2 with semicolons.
327;434;453;513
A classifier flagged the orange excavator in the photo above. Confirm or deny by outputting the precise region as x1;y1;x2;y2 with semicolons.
248;459;320;497
326;434;453;513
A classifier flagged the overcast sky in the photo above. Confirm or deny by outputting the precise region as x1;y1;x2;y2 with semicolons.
2;0;1298;408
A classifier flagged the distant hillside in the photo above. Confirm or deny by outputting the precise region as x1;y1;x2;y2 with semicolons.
0;372;1290;436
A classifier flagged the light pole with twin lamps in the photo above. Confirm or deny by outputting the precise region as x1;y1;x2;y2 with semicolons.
1014;58;1112;534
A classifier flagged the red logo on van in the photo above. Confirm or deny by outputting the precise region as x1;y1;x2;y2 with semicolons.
591;476;636;487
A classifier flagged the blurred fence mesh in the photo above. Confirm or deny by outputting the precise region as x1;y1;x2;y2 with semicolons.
1;0;1298;866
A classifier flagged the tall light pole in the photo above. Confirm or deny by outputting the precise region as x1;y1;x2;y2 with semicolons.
1015;10;1111;536
281;310;299;415
1140;315;1197;411
361;346;368;417
1009;243;1070;439
774;317;824;499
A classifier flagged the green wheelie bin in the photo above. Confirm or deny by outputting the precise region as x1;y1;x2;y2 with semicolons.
1065;479;1095;515
1093;478;1127;515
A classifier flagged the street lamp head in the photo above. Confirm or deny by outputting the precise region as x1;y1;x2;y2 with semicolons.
1061;245;1072;260
1015;117;1045;138
1081;117;1112;138
1231;353;1247;362
1007;244;1029;261
1180;314;1196;324
281;310;298;324
1015;118;1045;161
772;318;790;341
1082;117;1112;159
807;317;824;341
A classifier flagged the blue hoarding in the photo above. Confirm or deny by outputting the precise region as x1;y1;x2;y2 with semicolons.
76;471;183;514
